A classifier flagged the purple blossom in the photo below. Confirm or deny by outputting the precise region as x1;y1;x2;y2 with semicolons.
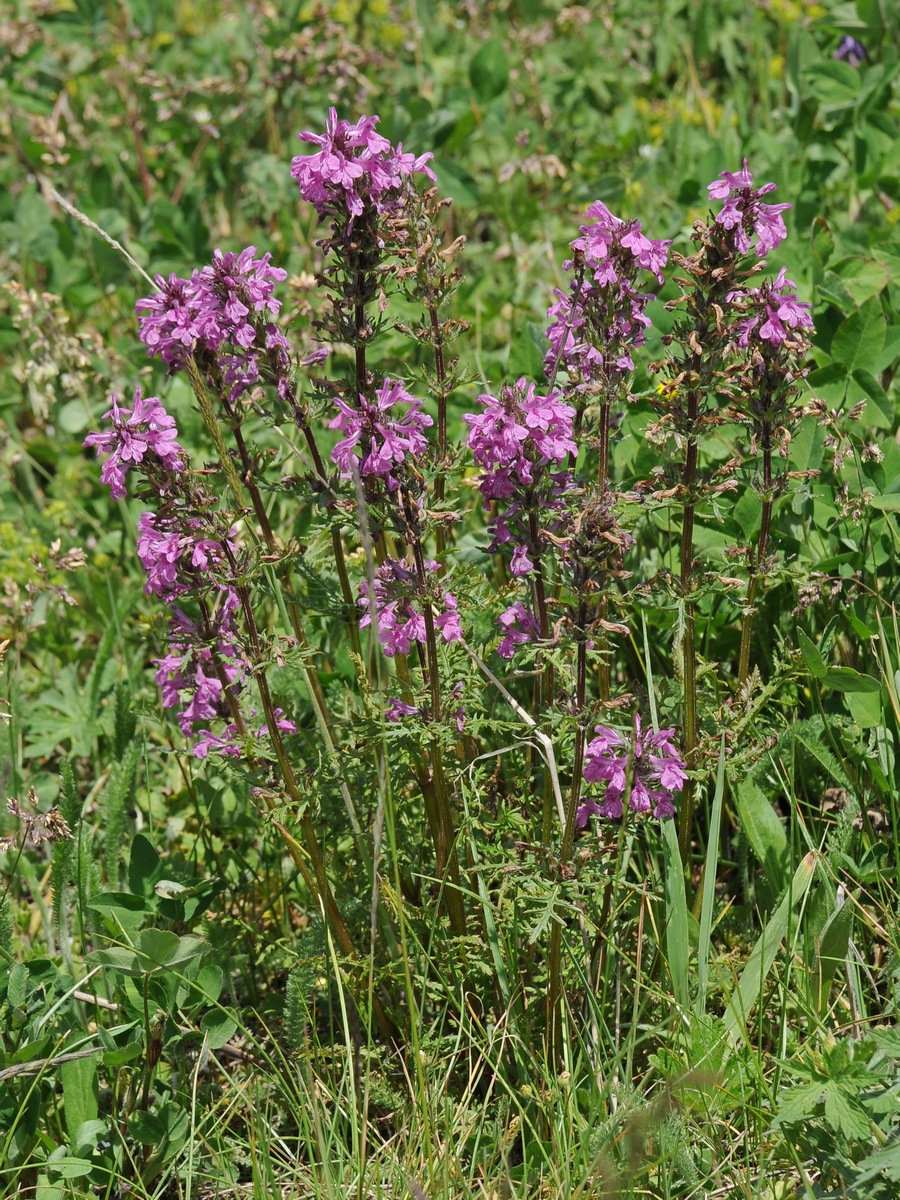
707;160;792;257
136;511;237;599
153;590;250;757
732;268;814;349
464;379;575;572
135;247;291;404
359;558;462;658
292;109;436;220
194;709;296;761
545;201;669;385
576;714;685;823
385;698;422;722
84;390;184;499
496;601;541;659
329;377;432;489
834;35;865;66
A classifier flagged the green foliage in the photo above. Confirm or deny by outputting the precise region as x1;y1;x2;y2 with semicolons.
1;0;900;1196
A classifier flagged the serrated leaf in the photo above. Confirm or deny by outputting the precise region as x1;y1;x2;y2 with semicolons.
823;1082;871;1140
776;1079;826;1125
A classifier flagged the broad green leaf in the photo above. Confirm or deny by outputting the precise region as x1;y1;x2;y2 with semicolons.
92;947;142;977
845;688;882;729
820;665;881;693
138;930;206;972
735;775;788;892
128;834;163;899
810;216;834;279
831;298;886;375
200;1009;238;1050
870;493;900;511
60;1054;99;1145
469;40;509;102
798;630;827;678
851;368;893;429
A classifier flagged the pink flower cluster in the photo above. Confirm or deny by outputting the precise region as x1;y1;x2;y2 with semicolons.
576;715;686;824
84;390;183;500
546;201;669;382
135;246;291;403
496;600;541;659
154;590;246;749
708;161;792;257
733;267;814;348
359;558;461;658
330;378;432;489
463;378;576;574
292;108;436;219
136;511;237;600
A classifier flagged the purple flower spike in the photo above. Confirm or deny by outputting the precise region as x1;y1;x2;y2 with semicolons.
545;200;669;387
292;108;436;220
359;558;461;658
733;267;814;349
135;247;292;404
330;377;432;490
84;390;184;499
580;714;685;822
707;160;792;257
464;379;576;573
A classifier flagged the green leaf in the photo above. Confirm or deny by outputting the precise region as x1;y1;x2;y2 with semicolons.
823;1082;871;1141
200;1009;238;1050
721;851;816;1047
661;818;689;1009
870;493;900;511
697;735;727;1016
799;630;827;678
60;1054;99;1144
776;1079;826;1125
831;298;886;375
128;834;163;899
92;947;143;977
734;776;788;892
817;900;853;1011
137;930;206;973
469;40;509;102
851;368;893;429
799;632;879;692
845;688;882;729
810;216;834;278
820;666;881;693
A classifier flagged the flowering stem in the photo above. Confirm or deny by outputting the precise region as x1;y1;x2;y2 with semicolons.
429;305;449;559
677;399;699;866
737;444;773;688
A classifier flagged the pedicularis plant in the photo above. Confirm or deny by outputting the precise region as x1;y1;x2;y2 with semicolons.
85;111;815;1052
